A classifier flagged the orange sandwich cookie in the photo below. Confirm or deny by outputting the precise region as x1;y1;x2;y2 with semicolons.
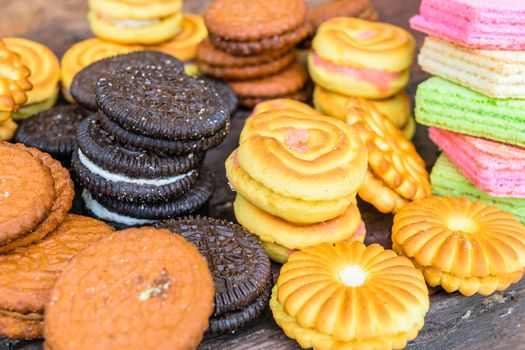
88;0;183;44
234;195;365;264
346;99;431;213
4;38;60;120
0;214;113;339
0;143;74;253
44;227;214;350
148;13;207;75
308;18;415;99
313;85;415;139
61;38;142;102
226;109;367;224
252;98;319;116
392;196;525;296
271;241;429;350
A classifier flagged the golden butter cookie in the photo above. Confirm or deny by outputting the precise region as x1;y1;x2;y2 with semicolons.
346;98;431;213
0;118;18;141
271;240;429;350
0;144;75;253
0;142;55;249
0;39;32;113
4;38;60;121
252;98;319;116
392;196;525;296
0;214;114;339
44;227;214;350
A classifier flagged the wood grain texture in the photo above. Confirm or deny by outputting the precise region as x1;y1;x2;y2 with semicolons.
1;0;524;349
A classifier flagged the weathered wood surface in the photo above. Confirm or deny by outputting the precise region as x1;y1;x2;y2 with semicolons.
1;0;524;349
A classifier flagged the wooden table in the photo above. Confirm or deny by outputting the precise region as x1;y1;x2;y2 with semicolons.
1;1;524;349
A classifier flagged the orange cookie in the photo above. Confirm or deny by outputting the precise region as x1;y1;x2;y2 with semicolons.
271;240;429;350
0;214;114;339
0;142;55;248
392;196;525;296
0;144;75;253
346;98;431;213
0;39;32;113
44;227;214;350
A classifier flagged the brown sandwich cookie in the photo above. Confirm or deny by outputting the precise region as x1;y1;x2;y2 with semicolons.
228;63;310;107
196;39;295;80
0;214;114;339
205;0;310;55
44;227;214;350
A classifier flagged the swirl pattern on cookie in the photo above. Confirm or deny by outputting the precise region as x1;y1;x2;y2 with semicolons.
0;40;32;112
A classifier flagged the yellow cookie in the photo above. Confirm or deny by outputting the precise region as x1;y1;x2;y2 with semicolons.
271;240;429;350
148;14;207;62
0;39;32;113
252;98;319;116
392;196;525;296
0;118;18;141
309;17;415;99
346;98;431;213
4;38;60;120
88;0;183;44
60;38;142;102
234;195;363;261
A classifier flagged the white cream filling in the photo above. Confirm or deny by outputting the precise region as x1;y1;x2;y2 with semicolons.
103;16;161;28
78;150;193;186
339;265;367;287
83;190;156;226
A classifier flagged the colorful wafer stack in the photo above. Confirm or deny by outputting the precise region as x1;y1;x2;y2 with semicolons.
308;17;417;139
412;0;525;223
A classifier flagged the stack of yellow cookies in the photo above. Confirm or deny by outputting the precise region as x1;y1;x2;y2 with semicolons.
309;17;417;139
62;13;207;101
226;101;368;263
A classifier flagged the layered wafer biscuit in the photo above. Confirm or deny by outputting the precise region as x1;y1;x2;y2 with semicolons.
416;77;525;147
419;36;525;99
431;154;525;224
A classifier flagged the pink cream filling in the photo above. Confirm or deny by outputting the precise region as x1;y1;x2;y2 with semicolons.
313;53;401;94
284;129;309;152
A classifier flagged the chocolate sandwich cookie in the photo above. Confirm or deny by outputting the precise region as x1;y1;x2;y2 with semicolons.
14;105;84;166
70;51;184;115
155;217;272;335
197;77;238;116
205;0;311;56
96;65;229;140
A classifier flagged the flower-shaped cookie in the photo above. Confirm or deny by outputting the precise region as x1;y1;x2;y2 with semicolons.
271;240;429;350
393;196;525;296
346;98;431;213
0;39;32;113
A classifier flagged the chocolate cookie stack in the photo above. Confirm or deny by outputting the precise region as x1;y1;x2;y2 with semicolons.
71;59;232;228
197;0;312;107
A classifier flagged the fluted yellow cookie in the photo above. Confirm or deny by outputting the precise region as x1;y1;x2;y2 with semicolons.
308;17;415;99
271;240;429;350
252;98;320;116
0;119;18;141
313;85;415;138
234;195;364;263
392;196;525;296
4;38;60;120
346;98;431;213
227;110;367;224
0;39;32;113
61;38;142;102
88;0;183;44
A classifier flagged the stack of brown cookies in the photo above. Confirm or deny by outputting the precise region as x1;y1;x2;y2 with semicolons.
197;0;312;107
0;142;115;340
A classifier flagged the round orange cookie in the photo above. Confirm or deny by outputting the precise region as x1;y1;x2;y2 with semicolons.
270;240;429;350
0;39;32;113
0;142;55;248
392;196;525;296
346;98;431;213
0;214;114;339
252;98;319;116
0;144;75;253
44;227;214;350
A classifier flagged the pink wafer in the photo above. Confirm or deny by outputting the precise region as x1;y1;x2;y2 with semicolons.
429;127;525;198
410;0;525;50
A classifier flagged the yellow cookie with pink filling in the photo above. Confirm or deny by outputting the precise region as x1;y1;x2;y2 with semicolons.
392;196;525;296
226;110;367;224
308;17;415;99
271;240;429;350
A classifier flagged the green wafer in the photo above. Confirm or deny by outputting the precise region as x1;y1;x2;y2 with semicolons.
431;154;525;223
416;77;525;147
